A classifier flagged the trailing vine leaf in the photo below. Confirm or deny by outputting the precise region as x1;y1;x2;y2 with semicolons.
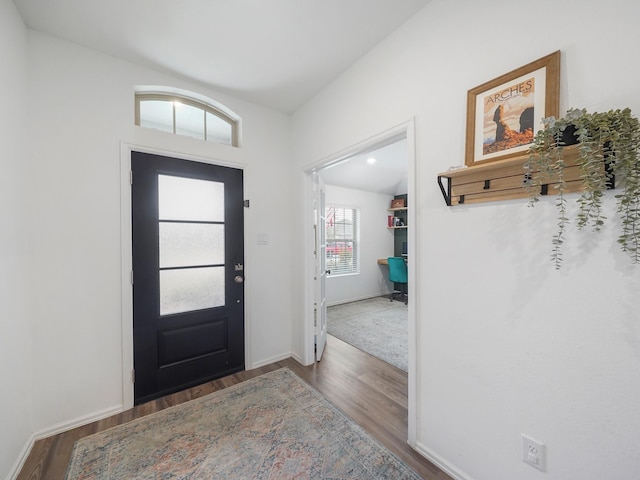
551;163;568;269
524;107;640;267
527;115;572;267
613;109;640;263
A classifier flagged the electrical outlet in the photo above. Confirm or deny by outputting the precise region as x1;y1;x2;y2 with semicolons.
522;434;546;472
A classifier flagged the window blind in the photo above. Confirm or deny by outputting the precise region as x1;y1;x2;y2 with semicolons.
325;206;358;275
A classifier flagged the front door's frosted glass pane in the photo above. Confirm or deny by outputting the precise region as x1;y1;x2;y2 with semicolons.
206;112;233;145
160;267;225;315
158;175;224;222
159;223;224;268
139;100;173;133
175;103;205;140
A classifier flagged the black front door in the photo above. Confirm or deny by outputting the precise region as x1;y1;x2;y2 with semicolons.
131;151;244;404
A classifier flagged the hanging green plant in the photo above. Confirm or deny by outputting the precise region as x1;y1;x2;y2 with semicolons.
524;108;640;268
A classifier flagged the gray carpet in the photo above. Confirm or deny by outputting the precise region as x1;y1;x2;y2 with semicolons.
327;296;408;371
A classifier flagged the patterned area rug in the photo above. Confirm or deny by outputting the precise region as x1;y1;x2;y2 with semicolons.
65;368;420;479
328;296;408;371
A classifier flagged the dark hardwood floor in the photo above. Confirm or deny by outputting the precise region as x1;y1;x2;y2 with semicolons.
17;335;452;480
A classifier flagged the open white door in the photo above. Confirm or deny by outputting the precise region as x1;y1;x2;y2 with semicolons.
313;173;328;361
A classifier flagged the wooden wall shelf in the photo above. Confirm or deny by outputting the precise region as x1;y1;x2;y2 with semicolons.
437;145;613;206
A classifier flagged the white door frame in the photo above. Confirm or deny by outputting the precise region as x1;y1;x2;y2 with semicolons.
119;142;250;410
300;118;418;445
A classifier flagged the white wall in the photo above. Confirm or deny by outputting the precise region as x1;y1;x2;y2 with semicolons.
292;1;640;479
0;1;33;478
324;185;394;305
22;30;294;438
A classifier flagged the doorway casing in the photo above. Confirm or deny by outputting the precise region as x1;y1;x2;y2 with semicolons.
299;119;418;445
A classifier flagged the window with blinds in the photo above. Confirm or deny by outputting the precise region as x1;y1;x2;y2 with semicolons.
325;206;359;276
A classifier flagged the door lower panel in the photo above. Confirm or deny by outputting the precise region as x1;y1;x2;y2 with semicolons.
158;318;228;367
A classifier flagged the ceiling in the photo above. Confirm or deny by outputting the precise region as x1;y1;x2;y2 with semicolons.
14;0;429;114
319;139;407;195
14;0;417;194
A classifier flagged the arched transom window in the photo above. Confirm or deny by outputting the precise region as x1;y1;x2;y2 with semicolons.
135;91;239;147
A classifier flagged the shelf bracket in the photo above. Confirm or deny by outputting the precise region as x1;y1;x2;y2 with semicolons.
437;175;452;206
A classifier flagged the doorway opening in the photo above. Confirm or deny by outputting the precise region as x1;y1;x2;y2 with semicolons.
301;119;418;445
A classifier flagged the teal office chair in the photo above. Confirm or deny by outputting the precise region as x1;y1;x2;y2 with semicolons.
387;257;408;305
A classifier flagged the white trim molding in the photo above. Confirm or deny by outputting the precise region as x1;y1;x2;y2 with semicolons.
248;352;293;370
414;441;475;480
8;405;123;480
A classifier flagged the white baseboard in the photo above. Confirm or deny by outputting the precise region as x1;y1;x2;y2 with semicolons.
289;351;307;366
248;352;292;370
413;440;474;480
7;433;36;480
327;293;391;307
6;404;123;480
34;404;124;441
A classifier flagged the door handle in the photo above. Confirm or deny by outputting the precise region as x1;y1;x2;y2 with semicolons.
234;275;244;284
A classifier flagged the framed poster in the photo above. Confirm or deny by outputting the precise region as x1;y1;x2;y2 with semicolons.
465;51;560;167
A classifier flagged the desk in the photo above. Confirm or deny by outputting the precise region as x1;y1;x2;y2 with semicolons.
377;256;407;265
